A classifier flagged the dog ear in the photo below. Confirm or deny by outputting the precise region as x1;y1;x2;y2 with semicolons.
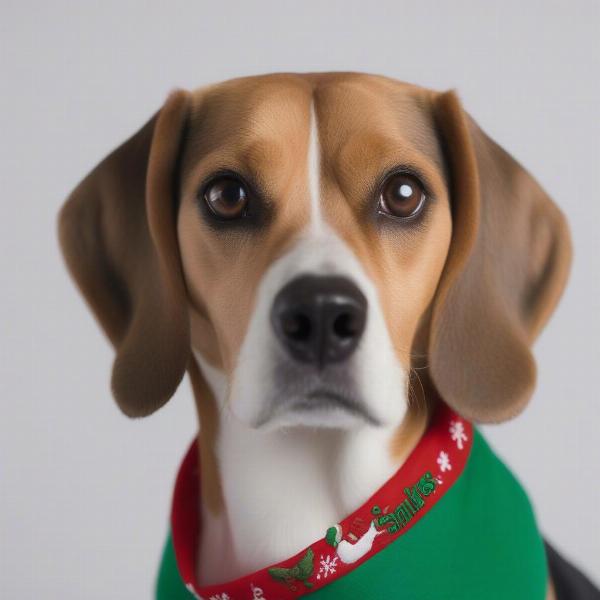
428;90;572;423
58;91;191;417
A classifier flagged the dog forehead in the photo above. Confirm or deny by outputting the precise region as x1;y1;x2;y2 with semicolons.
182;73;439;169
314;76;442;170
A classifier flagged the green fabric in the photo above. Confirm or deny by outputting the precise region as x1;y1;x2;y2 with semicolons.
156;430;548;599
308;430;548;599
156;533;192;600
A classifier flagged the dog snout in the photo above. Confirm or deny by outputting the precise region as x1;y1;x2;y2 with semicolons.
270;275;367;368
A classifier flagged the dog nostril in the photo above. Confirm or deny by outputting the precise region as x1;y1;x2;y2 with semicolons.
282;312;312;342
271;275;367;367
332;312;359;339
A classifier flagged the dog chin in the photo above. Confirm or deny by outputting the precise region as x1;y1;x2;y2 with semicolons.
233;386;384;431
273;395;382;430
259;405;370;431
229;355;407;432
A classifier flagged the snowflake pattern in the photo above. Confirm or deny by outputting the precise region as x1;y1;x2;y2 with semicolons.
449;420;468;450
316;553;339;580
437;450;452;472
179;413;470;599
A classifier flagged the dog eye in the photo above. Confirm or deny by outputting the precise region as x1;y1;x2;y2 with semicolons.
203;175;249;220
378;172;427;219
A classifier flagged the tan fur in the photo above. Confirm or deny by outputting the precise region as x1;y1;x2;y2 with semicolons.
59;73;571;594
176;75;453;490
429;91;572;422
178;76;315;375
187;356;224;514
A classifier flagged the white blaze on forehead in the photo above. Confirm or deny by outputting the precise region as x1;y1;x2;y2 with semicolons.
222;97;407;432
308;102;323;232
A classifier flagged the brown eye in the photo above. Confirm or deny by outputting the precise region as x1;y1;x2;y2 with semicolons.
204;176;248;220
378;172;427;219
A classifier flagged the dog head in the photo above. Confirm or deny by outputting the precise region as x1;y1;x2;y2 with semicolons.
59;73;571;431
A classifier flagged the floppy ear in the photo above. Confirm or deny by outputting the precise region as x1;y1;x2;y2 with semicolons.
58;91;191;417
429;90;572;423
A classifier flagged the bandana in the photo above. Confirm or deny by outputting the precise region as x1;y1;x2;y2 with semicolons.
156;404;548;599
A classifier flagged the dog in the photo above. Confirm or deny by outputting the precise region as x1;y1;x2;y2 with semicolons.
58;73;599;599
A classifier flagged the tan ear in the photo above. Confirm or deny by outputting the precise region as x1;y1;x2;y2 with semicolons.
429;90;572;423
58;91;191;417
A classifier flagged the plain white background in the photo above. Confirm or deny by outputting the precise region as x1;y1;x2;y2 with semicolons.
1;1;599;597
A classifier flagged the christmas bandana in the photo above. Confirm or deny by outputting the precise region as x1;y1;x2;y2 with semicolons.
159;402;530;600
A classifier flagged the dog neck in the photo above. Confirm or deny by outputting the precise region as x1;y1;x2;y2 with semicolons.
190;351;427;586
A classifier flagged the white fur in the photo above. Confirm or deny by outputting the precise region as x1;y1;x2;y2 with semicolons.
308;105;323;232
230;228;407;430
193;102;409;584
194;349;405;584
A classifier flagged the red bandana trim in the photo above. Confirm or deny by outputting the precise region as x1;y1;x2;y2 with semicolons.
171;403;473;600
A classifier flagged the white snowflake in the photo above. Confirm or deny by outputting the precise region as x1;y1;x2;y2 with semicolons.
437;450;452;472
209;594;230;600
449;420;468;450
185;583;205;599
316;553;339;580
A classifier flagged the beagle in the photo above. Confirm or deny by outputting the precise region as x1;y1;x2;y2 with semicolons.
58;73;599;600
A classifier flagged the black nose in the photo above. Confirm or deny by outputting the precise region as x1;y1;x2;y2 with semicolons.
271;275;367;368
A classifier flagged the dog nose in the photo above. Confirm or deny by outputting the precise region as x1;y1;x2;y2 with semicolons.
271;275;367;368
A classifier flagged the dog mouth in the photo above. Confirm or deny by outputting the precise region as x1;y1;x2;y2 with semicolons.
253;379;381;429
290;389;381;426
242;356;383;430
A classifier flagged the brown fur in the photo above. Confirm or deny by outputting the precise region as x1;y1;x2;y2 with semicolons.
59;72;570;423
58;74;571;594
58;92;191;417
178;76;315;375
429;90;572;422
